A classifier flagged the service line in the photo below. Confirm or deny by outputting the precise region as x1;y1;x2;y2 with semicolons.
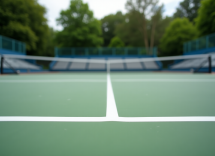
0;79;106;83
112;79;215;82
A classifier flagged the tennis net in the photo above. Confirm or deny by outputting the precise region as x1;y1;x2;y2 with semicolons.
0;53;214;74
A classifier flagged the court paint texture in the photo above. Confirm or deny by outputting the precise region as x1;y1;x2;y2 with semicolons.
1;73;215;156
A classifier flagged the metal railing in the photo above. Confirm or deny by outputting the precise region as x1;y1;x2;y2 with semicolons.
55;47;157;56
184;33;215;54
0;35;26;54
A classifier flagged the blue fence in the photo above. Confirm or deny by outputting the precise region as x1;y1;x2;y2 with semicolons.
55;47;157;57
184;33;215;54
0;35;26;54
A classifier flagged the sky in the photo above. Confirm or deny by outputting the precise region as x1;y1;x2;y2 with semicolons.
38;0;182;30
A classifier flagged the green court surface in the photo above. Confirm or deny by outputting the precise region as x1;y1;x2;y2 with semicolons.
0;73;107;117
1;72;215;156
0;72;107;80
1;122;215;156
111;73;215;117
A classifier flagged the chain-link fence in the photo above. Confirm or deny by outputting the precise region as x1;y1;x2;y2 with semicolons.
184;33;215;54
0;35;26;54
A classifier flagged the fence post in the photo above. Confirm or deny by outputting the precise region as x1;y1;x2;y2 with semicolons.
183;44;186;54
153;47;157;56
138;48;141;55
18;42;21;53
72;48;75;55
23;43;26;54
12;40;15;51
0;35;2;49
206;36;209;48
85;48;89;56
188;42;191;52
54;47;58;57
125;48;128;55
99;48;102;55
71;48;73;56
113;48;116;55
196;39;199;51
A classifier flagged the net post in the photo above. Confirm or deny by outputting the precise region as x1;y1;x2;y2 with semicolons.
1;55;4;74
208;55;212;73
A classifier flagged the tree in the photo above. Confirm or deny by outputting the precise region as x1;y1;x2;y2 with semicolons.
116;11;145;47
108;36;125;47
0;0;50;56
149;5;165;51
101;11;125;47
174;0;201;22
55;0;103;47
115;5;172;48
159;18;198;56
152;16;172;48
195;0;215;36
45;27;56;57
125;0;161;51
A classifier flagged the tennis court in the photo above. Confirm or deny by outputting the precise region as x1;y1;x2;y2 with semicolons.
1;72;215;156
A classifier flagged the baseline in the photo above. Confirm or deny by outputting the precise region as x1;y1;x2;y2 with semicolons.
1;117;215;122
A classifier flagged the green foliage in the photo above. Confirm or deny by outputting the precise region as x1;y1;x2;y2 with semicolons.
174;0;201;22
108;36;125;47
125;0;161;50
195;0;215;36
55;0;103;47
2;21;38;50
159;18;198;56
0;0;50;56
152;16;173;47
116;8;172;48
45;27;56;56
116;11;145;47
101;11;125;47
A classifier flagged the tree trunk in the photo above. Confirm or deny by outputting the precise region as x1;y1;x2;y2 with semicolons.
150;20;157;55
142;15;149;53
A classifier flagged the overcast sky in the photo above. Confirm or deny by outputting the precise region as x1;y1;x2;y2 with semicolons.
38;0;182;30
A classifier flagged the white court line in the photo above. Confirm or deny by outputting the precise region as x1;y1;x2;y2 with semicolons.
1;75;215;122
106;73;119;119
1;117;215;122
0;79;106;83
112;79;215;82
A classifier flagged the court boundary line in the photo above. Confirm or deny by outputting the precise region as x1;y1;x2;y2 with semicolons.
112;79;215;82
0;79;106;83
1;116;215;122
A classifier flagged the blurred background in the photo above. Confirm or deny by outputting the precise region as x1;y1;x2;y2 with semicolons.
1;0;214;57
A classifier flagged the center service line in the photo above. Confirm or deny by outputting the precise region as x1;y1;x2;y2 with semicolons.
106;73;119;119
